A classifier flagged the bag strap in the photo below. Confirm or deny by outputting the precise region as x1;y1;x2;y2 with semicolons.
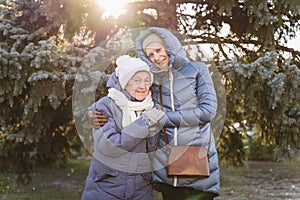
159;77;212;154
159;85;168;145
160;84;178;187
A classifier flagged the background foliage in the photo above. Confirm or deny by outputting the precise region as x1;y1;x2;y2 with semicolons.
0;0;299;183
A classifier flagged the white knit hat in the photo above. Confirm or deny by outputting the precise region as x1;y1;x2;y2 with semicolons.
115;55;153;89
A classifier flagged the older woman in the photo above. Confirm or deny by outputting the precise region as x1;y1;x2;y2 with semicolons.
81;55;165;200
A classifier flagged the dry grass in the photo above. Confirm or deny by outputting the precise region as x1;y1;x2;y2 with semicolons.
1;160;300;200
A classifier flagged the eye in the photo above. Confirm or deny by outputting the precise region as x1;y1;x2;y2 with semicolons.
144;79;151;85
147;53;154;59
133;79;140;83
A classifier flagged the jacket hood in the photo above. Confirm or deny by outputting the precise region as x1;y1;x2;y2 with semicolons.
136;27;189;73
106;72;133;100
106;71;121;90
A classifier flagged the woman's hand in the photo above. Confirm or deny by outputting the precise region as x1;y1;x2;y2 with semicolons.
143;108;165;125
86;110;108;129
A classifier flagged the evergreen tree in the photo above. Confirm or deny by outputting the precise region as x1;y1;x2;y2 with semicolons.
0;0;111;183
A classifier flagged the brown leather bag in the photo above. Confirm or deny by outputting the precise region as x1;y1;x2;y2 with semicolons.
167;145;209;177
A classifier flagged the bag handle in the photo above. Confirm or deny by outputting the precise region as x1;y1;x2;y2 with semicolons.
159;85;212;152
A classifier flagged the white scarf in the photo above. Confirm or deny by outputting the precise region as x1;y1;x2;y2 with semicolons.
108;88;154;127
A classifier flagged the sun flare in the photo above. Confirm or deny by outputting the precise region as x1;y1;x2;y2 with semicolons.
96;0;129;18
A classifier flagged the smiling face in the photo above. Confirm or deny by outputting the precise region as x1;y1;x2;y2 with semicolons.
125;71;151;101
145;42;169;71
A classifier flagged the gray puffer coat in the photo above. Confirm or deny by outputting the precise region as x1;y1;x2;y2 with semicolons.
81;76;160;200
136;27;220;196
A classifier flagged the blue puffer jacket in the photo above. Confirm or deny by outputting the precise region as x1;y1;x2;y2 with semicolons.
136;27;220;196
81;76;160;200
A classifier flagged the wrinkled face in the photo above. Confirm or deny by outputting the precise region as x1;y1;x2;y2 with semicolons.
125;71;151;101
145;42;169;71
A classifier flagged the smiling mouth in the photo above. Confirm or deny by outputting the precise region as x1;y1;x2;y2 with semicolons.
136;90;146;93
155;57;168;66
157;58;166;65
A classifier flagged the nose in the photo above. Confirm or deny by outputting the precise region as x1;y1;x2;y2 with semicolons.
138;81;146;88
153;52;160;62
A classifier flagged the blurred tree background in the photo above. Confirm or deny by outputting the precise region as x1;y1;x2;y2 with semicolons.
0;0;299;183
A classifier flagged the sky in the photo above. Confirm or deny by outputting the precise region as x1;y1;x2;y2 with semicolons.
287;34;300;51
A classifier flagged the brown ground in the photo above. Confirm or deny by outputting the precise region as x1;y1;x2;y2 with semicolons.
1;160;300;200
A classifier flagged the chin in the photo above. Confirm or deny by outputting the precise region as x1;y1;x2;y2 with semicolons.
135;96;146;101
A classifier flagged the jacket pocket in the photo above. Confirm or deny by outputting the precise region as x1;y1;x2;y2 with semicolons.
91;159;119;182
141;172;152;182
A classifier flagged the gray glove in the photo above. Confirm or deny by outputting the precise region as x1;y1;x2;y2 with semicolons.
142;107;165;126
